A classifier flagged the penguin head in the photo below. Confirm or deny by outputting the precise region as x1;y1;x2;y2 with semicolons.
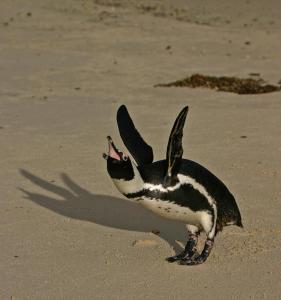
103;136;135;181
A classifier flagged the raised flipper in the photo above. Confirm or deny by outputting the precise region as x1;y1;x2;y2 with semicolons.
164;106;189;186
117;105;154;166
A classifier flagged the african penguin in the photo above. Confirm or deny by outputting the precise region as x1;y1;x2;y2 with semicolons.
103;105;242;265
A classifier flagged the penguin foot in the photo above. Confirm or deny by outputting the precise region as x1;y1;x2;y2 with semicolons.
166;252;193;263
178;256;206;266
166;233;198;263
178;238;214;266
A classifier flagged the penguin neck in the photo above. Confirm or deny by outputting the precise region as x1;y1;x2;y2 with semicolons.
111;162;144;196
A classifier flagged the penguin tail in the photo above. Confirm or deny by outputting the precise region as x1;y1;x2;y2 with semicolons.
236;218;244;228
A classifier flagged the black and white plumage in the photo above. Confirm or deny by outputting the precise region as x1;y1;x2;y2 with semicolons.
103;105;242;265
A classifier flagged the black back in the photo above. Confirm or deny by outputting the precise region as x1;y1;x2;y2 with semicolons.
117;105;154;166
139;159;242;228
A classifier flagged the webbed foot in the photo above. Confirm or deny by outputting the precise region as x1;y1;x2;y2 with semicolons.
166;252;191;263
166;233;198;263
178;238;214;266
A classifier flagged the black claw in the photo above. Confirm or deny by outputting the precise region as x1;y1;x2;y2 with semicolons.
166;251;195;263
165;233;198;263
178;256;205;266
166;254;186;263
178;238;214;266
166;256;178;263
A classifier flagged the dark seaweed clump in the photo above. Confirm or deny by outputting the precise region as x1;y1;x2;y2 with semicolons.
155;74;281;94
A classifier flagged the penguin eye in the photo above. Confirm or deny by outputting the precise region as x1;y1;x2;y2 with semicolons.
122;154;128;161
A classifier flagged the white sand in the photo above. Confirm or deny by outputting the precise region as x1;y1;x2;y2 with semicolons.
1;1;280;299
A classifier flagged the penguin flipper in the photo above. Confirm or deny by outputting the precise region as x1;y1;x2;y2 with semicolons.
117;105;154;166
164;106;189;185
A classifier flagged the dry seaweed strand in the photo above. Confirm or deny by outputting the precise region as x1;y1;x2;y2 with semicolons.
155;74;281;94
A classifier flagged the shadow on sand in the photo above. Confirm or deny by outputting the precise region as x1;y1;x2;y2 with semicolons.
19;169;188;253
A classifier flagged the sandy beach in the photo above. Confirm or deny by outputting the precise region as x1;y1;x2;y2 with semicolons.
1;1;281;299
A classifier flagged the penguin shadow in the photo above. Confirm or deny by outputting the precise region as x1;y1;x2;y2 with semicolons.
19;169;187;254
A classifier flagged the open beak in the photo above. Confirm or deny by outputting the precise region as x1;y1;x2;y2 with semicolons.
103;136;122;161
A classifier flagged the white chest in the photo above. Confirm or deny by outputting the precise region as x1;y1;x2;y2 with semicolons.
139;197;206;227
112;163;144;195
